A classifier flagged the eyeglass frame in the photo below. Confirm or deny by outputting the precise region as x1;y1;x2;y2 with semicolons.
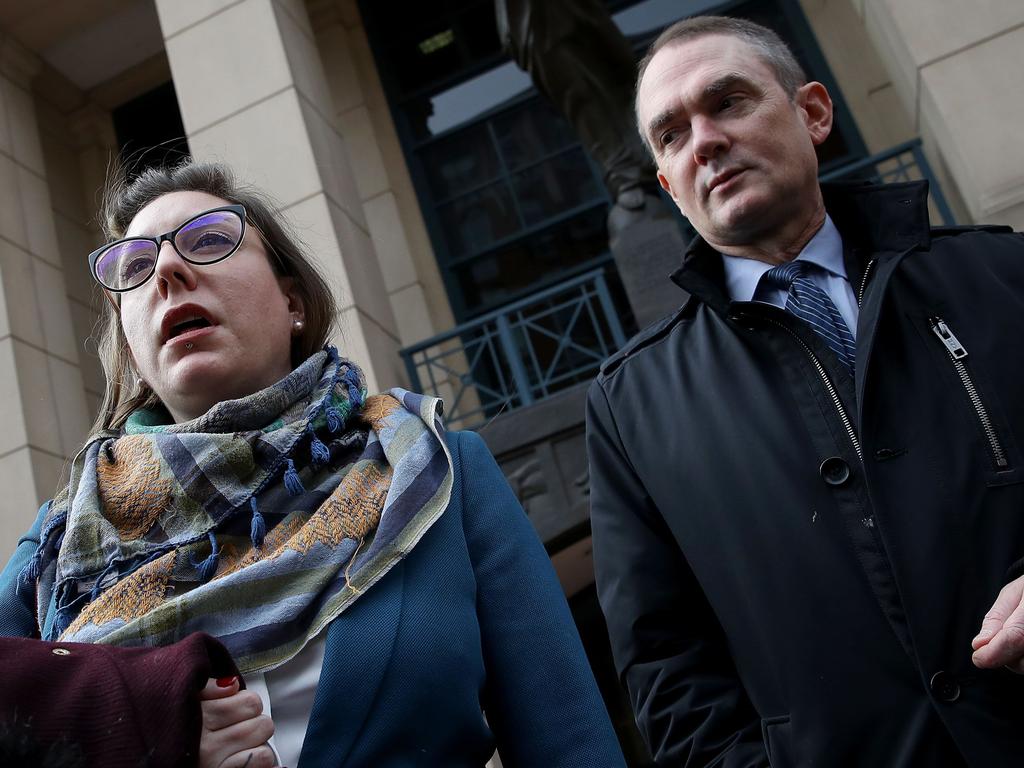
88;203;256;295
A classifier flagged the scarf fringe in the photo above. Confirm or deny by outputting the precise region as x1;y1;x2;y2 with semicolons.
193;531;220;584
249;497;266;548
283;458;305;496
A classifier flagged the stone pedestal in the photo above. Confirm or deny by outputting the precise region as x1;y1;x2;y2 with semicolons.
608;192;691;330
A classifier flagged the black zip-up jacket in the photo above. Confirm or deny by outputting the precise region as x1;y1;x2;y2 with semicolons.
587;181;1024;767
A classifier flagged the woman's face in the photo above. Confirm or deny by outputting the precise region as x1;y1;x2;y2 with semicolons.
119;191;303;423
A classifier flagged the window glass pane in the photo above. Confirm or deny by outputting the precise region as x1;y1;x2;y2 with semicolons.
409;62;532;140
612;0;721;35
438;181;520;258
454;205;609;313
421;123;501;199
492;97;579;171
511;147;606;227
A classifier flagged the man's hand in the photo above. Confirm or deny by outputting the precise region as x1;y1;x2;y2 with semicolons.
199;676;279;768
972;574;1024;674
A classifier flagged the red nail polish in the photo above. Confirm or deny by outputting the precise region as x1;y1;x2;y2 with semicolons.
216;676;237;687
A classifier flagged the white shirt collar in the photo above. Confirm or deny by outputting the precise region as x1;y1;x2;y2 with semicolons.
721;214;846;302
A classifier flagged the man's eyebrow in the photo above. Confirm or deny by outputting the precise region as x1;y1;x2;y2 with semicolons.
647;109;678;143
702;73;750;100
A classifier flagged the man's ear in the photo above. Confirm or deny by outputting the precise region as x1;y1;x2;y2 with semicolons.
657;170;679;207
797;81;833;147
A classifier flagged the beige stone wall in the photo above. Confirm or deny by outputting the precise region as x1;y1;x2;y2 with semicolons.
0;39;92;561
312;0;455;350
800;0;916;154
858;0;1024;228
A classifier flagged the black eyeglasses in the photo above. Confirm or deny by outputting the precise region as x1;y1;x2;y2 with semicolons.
88;204;248;292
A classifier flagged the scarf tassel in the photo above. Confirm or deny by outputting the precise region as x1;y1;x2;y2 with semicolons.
250;497;266;549
52;609;73;640
325;405;342;433
18;509;67;590
90;560;119;603
309;431;330;467
284;458;305;496
195;531;220;584
20;551;43;588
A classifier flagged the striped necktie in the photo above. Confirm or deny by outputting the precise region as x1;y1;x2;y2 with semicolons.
761;261;856;374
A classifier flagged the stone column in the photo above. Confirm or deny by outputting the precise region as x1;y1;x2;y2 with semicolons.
0;37;91;561
154;0;403;393
861;0;1024;227
310;0;456;349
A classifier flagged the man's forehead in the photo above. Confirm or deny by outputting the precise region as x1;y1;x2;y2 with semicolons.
639;34;772;114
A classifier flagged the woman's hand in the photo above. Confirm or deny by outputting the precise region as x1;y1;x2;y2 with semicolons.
199;676;279;768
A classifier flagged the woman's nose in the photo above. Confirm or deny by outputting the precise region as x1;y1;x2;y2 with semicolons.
153;240;198;296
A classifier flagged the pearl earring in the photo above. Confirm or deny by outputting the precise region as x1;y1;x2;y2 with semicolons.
293;318;305;333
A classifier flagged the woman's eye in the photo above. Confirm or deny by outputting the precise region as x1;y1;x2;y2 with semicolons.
191;231;234;251
121;255;154;280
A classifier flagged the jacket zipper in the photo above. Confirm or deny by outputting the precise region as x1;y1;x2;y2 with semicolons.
857;259;876;305
929;317;1008;469
763;316;862;462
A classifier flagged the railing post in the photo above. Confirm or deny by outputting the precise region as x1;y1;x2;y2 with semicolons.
495;313;534;407
401;350;422;392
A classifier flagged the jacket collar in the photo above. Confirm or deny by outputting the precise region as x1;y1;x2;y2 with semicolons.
671;180;933;309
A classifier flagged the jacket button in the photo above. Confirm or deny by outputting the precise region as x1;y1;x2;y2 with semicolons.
819;456;850;486
930;671;960;702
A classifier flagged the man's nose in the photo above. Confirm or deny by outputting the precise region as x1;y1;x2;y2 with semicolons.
153;240;198;295
691;117;730;165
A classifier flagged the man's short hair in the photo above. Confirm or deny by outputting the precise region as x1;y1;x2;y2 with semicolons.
635;16;808;153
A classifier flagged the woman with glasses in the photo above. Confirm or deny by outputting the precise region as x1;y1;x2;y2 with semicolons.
0;161;625;768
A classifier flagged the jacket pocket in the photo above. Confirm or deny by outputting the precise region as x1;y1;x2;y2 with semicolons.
761;715;793;767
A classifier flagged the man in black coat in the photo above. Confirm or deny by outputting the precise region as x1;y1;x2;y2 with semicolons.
587;15;1024;768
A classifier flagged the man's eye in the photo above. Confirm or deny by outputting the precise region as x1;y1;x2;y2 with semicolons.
660;127;687;147
719;95;740;111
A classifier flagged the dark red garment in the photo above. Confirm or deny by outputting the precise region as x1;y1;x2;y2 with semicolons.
0;632;240;768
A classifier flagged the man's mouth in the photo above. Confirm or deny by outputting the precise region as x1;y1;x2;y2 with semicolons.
708;168;746;194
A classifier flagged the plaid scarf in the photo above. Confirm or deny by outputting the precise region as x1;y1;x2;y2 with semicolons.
20;348;453;674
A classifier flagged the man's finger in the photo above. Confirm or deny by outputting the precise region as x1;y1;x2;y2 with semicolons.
972;602;1024;669
972;577;1024;650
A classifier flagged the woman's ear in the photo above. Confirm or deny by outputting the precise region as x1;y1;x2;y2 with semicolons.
280;277;306;333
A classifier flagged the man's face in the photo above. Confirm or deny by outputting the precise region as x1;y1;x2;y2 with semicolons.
637;34;832;248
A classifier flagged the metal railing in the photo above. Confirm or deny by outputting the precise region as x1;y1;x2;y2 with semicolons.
400;268;627;429
820;138;955;224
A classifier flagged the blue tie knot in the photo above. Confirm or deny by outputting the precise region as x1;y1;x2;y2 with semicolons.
762;260;811;291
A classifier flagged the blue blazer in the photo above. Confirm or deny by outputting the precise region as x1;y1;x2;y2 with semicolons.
1;431;625;767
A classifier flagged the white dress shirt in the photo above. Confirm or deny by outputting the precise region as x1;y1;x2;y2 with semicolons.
720;214;858;338
246;631;327;767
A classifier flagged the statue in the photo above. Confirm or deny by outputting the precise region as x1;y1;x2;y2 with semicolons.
496;0;690;328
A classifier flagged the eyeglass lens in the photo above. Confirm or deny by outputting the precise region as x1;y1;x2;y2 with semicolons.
93;209;244;291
